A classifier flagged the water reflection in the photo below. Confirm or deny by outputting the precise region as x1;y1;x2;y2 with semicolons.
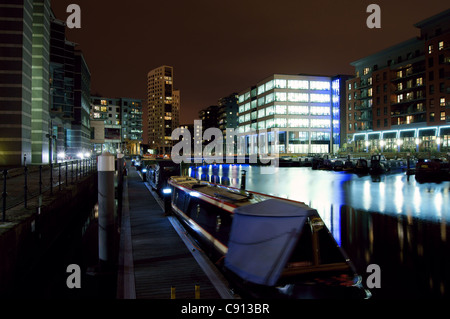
189;164;450;298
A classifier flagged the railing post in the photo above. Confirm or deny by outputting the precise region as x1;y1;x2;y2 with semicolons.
2;169;7;222
65;161;68;186
39;165;42;195
71;161;74;184
24;166;28;208
58;162;62;191
50;162;53;195
76;160;78;182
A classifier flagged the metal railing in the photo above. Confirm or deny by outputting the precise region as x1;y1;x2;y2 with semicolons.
1;158;97;222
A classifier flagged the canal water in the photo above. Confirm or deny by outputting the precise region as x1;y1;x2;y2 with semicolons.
189;164;450;299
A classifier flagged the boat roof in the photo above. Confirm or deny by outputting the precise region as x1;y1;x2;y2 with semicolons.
234;198;316;218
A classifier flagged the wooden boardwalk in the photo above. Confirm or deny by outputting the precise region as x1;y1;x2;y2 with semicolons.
121;168;223;299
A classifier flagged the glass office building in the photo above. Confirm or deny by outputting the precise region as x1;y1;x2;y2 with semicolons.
237;74;350;155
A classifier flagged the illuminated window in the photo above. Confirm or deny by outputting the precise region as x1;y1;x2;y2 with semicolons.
275;105;287;115
265;105;274;116
274;118;287;128
265;93;274;104
265;80;274;91
310;94;330;103
238;95;245;103
258;84;265;95
101;100;107;106
258;97;265;106
310;81;330;91
310;106;330;116
258;121;266;129
428;45;433;54
439;41;444;51
440;97;446;106
244;103;251;112
288;92;309;102
265;119;274;128
288;105;308;115
275;92;287;102
274;79;286;88
288;80;309;90
441;111;446;121
258;108;265;118
310;119;331;128
363;67;370;75
288;118;309;128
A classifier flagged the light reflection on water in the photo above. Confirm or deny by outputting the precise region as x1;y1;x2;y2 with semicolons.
189;164;450;298
190;165;450;224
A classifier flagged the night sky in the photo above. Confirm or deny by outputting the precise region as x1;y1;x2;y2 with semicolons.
51;0;449;124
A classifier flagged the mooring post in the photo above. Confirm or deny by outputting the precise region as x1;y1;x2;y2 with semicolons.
117;153;124;191
240;170;246;191
98;152;115;270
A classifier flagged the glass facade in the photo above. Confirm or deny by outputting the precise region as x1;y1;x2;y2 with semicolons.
237;74;343;155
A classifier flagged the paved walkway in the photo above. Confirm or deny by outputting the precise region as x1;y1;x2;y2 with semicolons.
118;167;229;299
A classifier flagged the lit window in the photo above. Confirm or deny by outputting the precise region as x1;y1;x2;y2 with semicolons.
288;118;309;128
440;98;446;106
441;111;446;121
363;67;370;75
275;105;287;115
274;79;286;89
288;92;309;102
258;108;265;118
275;92;287;102
265;93;274;104
288;105;308;115
310;81;330;91
288;80;309;90
274;118;287;128
310;94;330;103
428;45;433;54
439;41;444;51
265;80;274;91
265;105;274;116
258;97;265;106
257;84;265;95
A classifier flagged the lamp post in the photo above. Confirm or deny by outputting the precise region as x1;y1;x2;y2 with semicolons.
46;121;57;195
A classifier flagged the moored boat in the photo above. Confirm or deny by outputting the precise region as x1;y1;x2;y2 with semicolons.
167;176;371;299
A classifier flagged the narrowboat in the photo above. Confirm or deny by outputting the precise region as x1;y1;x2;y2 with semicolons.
146;160;180;197
167;176;371;299
369;155;389;175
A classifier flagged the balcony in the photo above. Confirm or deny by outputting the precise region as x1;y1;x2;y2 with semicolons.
391;96;426;106
392;67;426;82
355;101;372;110
355;92;373;100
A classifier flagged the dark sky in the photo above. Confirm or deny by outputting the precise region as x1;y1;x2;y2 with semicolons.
52;0;449;124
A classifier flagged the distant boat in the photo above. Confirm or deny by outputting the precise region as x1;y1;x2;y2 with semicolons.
415;159;450;183
369;155;389;175
354;158;369;175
